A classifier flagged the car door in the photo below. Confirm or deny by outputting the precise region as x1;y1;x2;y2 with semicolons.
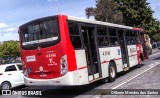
15;64;24;84
4;65;22;86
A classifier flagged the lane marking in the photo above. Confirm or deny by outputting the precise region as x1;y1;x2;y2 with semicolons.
112;62;160;89
149;64;154;68
155;62;160;64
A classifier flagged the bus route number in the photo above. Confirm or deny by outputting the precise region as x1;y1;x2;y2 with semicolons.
103;51;110;56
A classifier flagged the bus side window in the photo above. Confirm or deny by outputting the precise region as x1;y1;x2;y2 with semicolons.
97;26;109;47
126;38;131;45
126;30;133;45
110;37;119;46
98;37;105;46
109;27;117;36
130;31;136;45
108;27;119;46
68;22;82;49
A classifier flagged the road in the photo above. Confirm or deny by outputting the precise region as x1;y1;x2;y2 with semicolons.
1;50;160;98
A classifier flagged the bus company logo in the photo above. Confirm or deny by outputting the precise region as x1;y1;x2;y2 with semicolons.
130;48;136;53
39;66;43;71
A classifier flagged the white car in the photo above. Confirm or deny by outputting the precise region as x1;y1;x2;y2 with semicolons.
0;63;24;90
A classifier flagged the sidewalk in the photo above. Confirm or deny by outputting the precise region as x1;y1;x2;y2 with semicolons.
152;48;159;53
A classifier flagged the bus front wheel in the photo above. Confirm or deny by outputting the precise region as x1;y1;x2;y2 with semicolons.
108;62;117;82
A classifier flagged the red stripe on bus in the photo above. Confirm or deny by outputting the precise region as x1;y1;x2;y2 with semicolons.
133;28;144;31
101;58;122;64
101;60;110;64
78;66;87;70
113;58;122;61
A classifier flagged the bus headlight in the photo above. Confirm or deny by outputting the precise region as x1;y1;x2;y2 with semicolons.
60;55;68;75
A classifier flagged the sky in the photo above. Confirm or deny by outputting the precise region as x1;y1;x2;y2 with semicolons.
0;0;160;42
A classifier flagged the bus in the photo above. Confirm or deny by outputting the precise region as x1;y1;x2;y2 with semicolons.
19;15;148;86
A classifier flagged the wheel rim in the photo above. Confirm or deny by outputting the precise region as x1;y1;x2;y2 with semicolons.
110;66;115;78
2;83;10;90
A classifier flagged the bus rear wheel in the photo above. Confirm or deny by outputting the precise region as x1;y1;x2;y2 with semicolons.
108;62;117;82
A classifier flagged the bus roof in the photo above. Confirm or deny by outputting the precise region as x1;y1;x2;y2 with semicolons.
19;14;143;32
68;15;143;32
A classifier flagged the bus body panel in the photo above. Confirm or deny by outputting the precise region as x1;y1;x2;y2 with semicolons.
127;45;138;67
62;15;90;85
99;47;124;78
61;15;77;72
21;44;63;79
74;50;89;85
109;47;123;72
99;48;110;78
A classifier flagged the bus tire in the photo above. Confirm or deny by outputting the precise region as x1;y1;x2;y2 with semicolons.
108;62;117;82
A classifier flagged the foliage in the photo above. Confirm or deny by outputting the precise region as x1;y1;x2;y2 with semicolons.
0;41;20;64
85;0;160;41
85;0;123;24
116;0;160;37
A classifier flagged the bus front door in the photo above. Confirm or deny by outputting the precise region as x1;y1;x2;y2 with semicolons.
118;29;130;70
80;26;102;82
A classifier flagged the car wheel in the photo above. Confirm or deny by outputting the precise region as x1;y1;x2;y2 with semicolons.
108;62;117;82
1;82;11;90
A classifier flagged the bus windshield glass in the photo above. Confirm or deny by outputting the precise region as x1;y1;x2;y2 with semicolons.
20;17;59;50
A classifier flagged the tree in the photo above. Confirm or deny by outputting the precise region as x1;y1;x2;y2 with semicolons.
85;0;123;24
0;41;20;64
85;0;160;41
116;0;160;37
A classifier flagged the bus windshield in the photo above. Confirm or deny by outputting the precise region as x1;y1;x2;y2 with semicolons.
20;17;59;50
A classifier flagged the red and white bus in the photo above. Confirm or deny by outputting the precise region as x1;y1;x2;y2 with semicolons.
19;15;148;86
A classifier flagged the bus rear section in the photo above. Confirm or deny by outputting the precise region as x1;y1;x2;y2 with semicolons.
19;15;81;86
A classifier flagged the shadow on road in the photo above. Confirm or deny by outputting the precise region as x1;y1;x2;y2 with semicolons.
21;82;105;98
117;63;145;78
153;57;160;60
